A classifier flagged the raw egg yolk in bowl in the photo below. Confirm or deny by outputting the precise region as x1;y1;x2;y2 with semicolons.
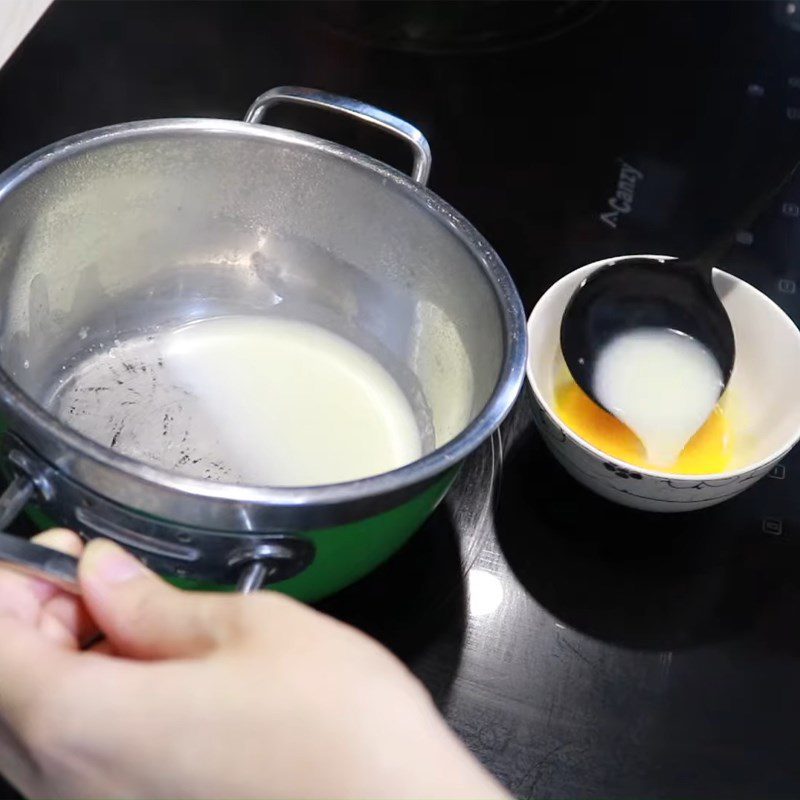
553;373;734;475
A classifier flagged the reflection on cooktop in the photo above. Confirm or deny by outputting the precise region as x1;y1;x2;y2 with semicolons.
320;504;468;707
303;1;610;54
496;394;793;651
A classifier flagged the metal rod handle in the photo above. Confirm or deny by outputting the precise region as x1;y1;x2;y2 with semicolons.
245;86;432;186
0;475;80;592
0;474;34;529
236;561;269;594
0;530;80;593
0;537;272;596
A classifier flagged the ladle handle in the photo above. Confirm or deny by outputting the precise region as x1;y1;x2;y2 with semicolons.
244;86;432;185
692;93;800;266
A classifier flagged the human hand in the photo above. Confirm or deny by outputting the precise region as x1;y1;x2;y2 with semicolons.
0;531;508;799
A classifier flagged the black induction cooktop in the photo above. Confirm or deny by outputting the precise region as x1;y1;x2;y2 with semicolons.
3;2;800;798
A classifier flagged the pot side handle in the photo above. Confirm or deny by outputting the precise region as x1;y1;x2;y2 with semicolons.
0;474;80;591
0;529;80;594
0;476;311;595
245;86;432;186
0;527;285;595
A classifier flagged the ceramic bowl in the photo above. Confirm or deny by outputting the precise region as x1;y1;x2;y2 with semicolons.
526;254;800;512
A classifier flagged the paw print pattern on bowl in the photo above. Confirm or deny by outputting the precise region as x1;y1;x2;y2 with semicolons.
603;462;643;480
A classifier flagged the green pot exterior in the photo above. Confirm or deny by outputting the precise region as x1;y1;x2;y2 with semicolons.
24;469;457;602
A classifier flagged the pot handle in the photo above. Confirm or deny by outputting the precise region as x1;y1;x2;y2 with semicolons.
0;533;269;595
244;86;432;186
0;531;295;596
0;477;310;595
0;474;80;591
0;530;80;594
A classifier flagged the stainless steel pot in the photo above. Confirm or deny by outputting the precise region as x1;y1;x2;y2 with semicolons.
0;87;526;593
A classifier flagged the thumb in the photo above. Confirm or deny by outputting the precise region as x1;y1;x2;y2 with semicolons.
79;539;239;660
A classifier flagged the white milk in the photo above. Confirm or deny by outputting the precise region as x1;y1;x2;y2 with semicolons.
592;328;723;467
55;317;423;486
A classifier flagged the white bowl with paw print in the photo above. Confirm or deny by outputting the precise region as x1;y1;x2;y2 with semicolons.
526;254;800;512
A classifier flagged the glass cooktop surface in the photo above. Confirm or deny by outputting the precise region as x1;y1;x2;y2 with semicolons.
2;2;800;797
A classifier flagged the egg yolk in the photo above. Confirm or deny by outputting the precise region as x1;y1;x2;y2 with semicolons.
553;380;732;474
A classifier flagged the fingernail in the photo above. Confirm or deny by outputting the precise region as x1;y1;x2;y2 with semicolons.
82;539;147;585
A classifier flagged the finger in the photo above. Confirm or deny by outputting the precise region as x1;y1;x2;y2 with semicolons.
0;531;84;717
26;528;83;603
0;530;86;729
0;529;84;624
31;531;98;647
87;637;116;655
40;592;98;649
79;539;243;660
0;618;75;730
31;528;84;554
0;718;38;799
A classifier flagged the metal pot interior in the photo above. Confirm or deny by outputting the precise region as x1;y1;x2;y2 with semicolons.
0;121;507;489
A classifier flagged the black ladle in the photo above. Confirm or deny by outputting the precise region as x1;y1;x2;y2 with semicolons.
561;152;800;409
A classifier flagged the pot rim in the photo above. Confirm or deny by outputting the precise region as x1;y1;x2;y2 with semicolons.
0;117;527;507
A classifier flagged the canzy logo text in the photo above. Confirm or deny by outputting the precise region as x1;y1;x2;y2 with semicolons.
600;160;644;229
